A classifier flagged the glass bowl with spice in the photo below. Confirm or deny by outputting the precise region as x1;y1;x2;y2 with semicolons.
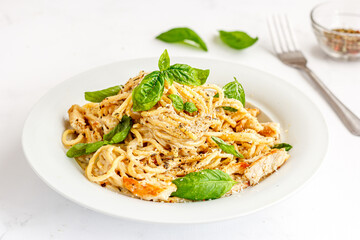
311;1;360;60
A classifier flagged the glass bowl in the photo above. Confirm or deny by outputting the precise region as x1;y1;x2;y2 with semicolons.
311;1;360;60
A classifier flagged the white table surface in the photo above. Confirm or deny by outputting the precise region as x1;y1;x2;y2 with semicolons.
1;0;360;239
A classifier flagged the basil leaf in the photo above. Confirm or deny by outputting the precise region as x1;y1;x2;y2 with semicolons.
66;142;105;158
184;102;198;113
219;30;258;50
171;169;237;200
66;143;88;158
223;77;245;107
156;27;208;51
222;107;238;112
158;49;170;72
165;64;209;86
107;116;133;144
66;141;106;157
85;85;122;103
213;77;245;112
272;143;293;151
211;136;243;158
85;141;107;154
168;94;184;111
132;71;165;111
66;116;132;158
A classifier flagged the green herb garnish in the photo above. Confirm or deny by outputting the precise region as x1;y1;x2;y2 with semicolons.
272;143;293;151
211;136;243;158
219;30;258;50
168;94;184;111
164;64;209;86
103;115;133;143
222;77;245;106
66;116;132;158
222;107;238;112
85;85;122;103
132;71;165;112
171;169;237;200
156;27;208;51
158;49;171;72
132;50;209;112
214;77;245;112
184;102;198;113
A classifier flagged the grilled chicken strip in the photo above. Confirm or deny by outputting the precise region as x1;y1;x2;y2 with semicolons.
244;149;290;185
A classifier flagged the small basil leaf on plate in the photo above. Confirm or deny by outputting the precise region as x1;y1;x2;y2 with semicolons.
168;94;184;111
219;30;258;50
223;77;245;107
106;115;133;144
132;71;165;111
171;169;237;200
222;107;238;112
213;77;245;112
211;136;243;158
66;141;106;158
156;27;208;51
165;64;209;86
158;49;170;72
184;102;198;113
272;143;293;151
66;143;88;158
85;85;122;103
85;141;107;154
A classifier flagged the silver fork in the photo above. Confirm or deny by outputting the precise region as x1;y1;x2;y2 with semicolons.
268;14;360;136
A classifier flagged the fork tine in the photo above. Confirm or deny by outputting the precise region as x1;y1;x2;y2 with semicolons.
268;14;299;54
278;14;295;52
283;15;299;50
267;15;282;54
273;14;289;53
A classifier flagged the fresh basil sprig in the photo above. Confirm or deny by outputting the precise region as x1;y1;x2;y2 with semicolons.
66;116;132;158
132;71;165;112
222;77;245;107
158;49;170;72
132;50;209;112
66;142;101;158
222;107;238;112
85;85;122;103
211;136;243;158
184;102;198;113
156;27;208;52
164;64;209;86
219;30;258;50
103;115;133;143
168;94;184;111
168;94;198;113
272;143;293;151
171;169;237;200
214;77;245;112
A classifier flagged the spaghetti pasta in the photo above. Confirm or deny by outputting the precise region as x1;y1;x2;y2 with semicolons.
62;71;290;202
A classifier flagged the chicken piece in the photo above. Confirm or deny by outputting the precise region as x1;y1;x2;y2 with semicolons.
259;122;280;141
245;108;260;117
122;176;176;201
224;162;250;175
244;149;289;185
68;104;86;132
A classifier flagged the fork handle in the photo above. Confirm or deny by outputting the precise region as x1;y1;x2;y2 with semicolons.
300;66;360;136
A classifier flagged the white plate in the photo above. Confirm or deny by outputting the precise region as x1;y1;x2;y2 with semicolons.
22;57;328;224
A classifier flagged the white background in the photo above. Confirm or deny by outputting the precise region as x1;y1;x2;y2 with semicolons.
1;0;360;239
